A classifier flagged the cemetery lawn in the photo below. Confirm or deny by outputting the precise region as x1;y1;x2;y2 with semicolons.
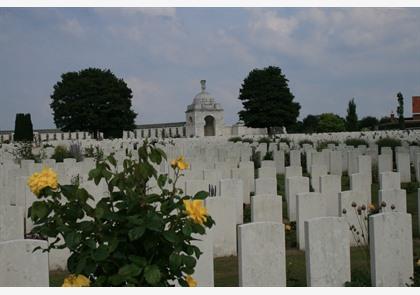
49;174;420;287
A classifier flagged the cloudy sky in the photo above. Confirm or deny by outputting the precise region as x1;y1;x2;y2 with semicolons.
1;7;420;130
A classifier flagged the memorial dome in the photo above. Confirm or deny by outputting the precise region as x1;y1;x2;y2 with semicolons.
193;80;215;105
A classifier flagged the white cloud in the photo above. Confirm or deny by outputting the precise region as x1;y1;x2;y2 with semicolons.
59;18;84;37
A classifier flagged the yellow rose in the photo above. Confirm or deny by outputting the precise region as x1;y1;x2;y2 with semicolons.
186;275;197;287
27;167;58;196
171;156;189;171
183;199;208;225
368;203;375;211
62;274;90;287
416;259;420;266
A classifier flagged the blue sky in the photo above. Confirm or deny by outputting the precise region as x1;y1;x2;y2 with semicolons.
1;7;420;130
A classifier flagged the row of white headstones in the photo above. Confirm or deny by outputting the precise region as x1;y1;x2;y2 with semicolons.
0;137;418;286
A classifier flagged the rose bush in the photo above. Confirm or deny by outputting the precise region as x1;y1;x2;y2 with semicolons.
27;141;214;286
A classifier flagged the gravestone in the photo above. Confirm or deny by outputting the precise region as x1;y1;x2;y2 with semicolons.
251;195;283;223
339;190;369;246
378;153;393;174
369;212;413;286
296;192;327;250
379;172;400;190
258;166;276;179
0;239;49;286
310;165;328;192
378;189;407;213
191;232;214;287
329;150;342;176
286;176;309;222
396;153;411;182
205;197;237;257
290;150;301;167
219;178;244;224
238;222;286;287
255;177;277;196
320;175;341;216
305;217;350;286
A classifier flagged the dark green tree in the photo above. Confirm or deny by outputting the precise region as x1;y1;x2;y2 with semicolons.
397;92;405;129
14;113;33;142
317;113;346;133
302;115;320;134
50;68;137;139
358;116;379;131
238;66;301;136
345;98;358;131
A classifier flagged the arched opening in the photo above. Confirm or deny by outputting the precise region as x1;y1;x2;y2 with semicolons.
204;115;215;136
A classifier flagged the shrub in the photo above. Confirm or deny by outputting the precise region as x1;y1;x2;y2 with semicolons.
298;139;313;147
228;136;242;143
376;137;401;153
51;145;73;162
84;145;104;163
278;138;291;146
251;149;261;170
317;140;339;151
27;142;214;286
242;138;253;144
69;142;84;162
12;141;36;163
258;137;272;144
344;138;368;147
263;151;273;161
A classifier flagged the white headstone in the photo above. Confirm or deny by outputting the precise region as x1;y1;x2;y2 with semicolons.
238;222;286;287
369;212;413;286
305;217;350;286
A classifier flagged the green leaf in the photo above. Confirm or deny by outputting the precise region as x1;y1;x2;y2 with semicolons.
84;239;97;249
157;174;167;189
163;231;178;243
182;255;196;269
128;255;147;267
150;148;162;164
144;265;161;285
194;190;208;200
107;155;117;167
92;244;109;261
30;201;48;220
63;231;82;250
182;222;192;236
169;252;182;269
128;226;146;241
118;264;142;277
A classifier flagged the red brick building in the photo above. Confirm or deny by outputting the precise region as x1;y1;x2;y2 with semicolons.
412;96;420;120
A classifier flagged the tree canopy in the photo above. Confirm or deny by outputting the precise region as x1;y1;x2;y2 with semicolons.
359;116;379;131
238;66;300;135
345;98;358;131
50;68;137;138
317;113;346;133
397;92;405;129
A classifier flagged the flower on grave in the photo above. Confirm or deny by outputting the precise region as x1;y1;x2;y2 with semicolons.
27;167;58;196
416;259;420;266
368;203;375;211
285;224;292;231
391;204;396;210
183;199;207;225
171;156;189;170
62;274;90;287
186;275;197;287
